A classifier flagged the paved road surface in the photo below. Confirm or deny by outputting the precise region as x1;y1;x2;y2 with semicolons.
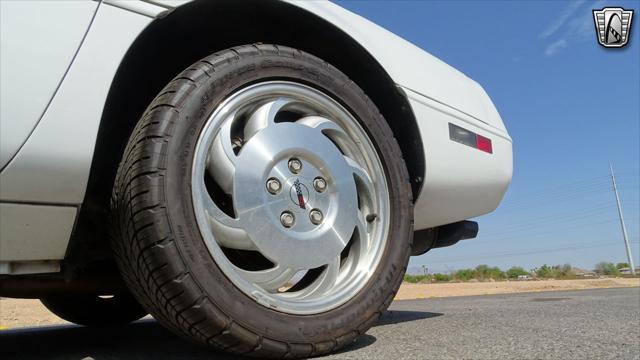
2;287;638;359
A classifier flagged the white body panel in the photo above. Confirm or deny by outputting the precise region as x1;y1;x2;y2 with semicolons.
0;4;153;203
0;0;512;272
0;0;98;169
0;203;76;274
0;3;153;273
402;88;512;228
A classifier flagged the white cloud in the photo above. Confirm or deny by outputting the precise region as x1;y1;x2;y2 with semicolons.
539;0;587;39
541;0;606;56
545;39;568;56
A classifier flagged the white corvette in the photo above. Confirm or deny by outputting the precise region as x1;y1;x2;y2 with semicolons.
0;0;512;357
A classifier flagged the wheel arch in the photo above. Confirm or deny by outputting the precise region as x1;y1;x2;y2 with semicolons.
67;0;424;268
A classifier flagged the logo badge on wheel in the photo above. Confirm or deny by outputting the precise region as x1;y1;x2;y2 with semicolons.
292;179;307;209
593;7;634;48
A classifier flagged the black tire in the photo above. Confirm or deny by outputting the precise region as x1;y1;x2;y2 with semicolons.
110;44;413;358
40;293;146;327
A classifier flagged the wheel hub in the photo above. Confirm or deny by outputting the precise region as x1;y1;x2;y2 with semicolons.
233;122;358;270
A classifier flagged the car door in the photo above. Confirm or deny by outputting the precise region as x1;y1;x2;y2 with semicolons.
0;0;98;169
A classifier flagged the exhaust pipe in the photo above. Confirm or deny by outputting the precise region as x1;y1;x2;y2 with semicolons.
411;220;478;256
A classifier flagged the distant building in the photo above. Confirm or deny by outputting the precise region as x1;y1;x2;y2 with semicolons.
619;267;640;275
573;268;597;277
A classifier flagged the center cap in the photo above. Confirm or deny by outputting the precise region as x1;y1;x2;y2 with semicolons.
232;122;358;269
289;179;309;209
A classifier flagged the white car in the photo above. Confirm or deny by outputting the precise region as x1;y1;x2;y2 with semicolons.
0;0;512;357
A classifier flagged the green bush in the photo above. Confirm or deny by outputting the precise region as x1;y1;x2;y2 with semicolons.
506;266;530;279
595;262;620;275
535;264;555;278
474;264;505;280
433;273;451;282
616;262;630;270
533;264;575;279
403;274;430;283
556;264;575;279
453;268;475;281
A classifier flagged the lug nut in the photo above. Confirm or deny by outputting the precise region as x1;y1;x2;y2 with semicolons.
288;158;303;174
280;211;295;228
313;177;327;193
309;209;324;225
266;178;281;194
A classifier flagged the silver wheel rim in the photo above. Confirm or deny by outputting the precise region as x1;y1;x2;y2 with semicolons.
192;81;389;315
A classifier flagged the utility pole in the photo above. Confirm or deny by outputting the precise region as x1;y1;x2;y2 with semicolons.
610;164;636;275
422;265;428;276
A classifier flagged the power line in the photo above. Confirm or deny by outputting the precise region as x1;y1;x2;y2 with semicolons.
501;174;638;201
483;206;618;235
498;183;639;212
480;218;621;244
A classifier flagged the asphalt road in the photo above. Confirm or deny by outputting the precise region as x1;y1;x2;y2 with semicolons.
2;287;639;359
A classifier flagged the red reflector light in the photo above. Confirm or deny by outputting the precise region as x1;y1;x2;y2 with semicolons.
449;123;494;154
476;134;493;154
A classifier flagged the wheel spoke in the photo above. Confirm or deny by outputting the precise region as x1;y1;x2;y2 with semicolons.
296;256;341;298
355;211;371;250
345;156;376;215
207;113;238;195
336;246;359;285
297;116;358;158
204;197;256;250
244;98;293;140
236;265;296;292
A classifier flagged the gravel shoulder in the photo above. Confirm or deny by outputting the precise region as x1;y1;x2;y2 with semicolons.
1;278;638;329
395;277;639;300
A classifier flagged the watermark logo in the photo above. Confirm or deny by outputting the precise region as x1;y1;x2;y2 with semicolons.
593;7;634;48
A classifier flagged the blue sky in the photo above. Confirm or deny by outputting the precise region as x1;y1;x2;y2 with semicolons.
335;0;640;272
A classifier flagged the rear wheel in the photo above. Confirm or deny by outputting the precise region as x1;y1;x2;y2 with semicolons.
40;293;146;327
110;44;412;358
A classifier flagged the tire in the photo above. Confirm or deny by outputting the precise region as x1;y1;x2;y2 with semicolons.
40;293;146;327
110;44;413;358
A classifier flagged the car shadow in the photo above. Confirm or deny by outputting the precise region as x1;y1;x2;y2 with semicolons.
0;320;233;360
375;309;443;327
0;310;443;359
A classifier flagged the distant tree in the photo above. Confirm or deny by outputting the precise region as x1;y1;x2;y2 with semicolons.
473;265;505;280
536;264;555;278
490;266;506;280
506;266;530;279
473;264;491;279
433;273;451;282
453;268;475;281
616;262;630;270
403;274;430;283
555;263;575;278
595;262;620;275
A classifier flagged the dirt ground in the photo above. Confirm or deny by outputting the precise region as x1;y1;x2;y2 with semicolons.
395;277;640;300
1;278;638;329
